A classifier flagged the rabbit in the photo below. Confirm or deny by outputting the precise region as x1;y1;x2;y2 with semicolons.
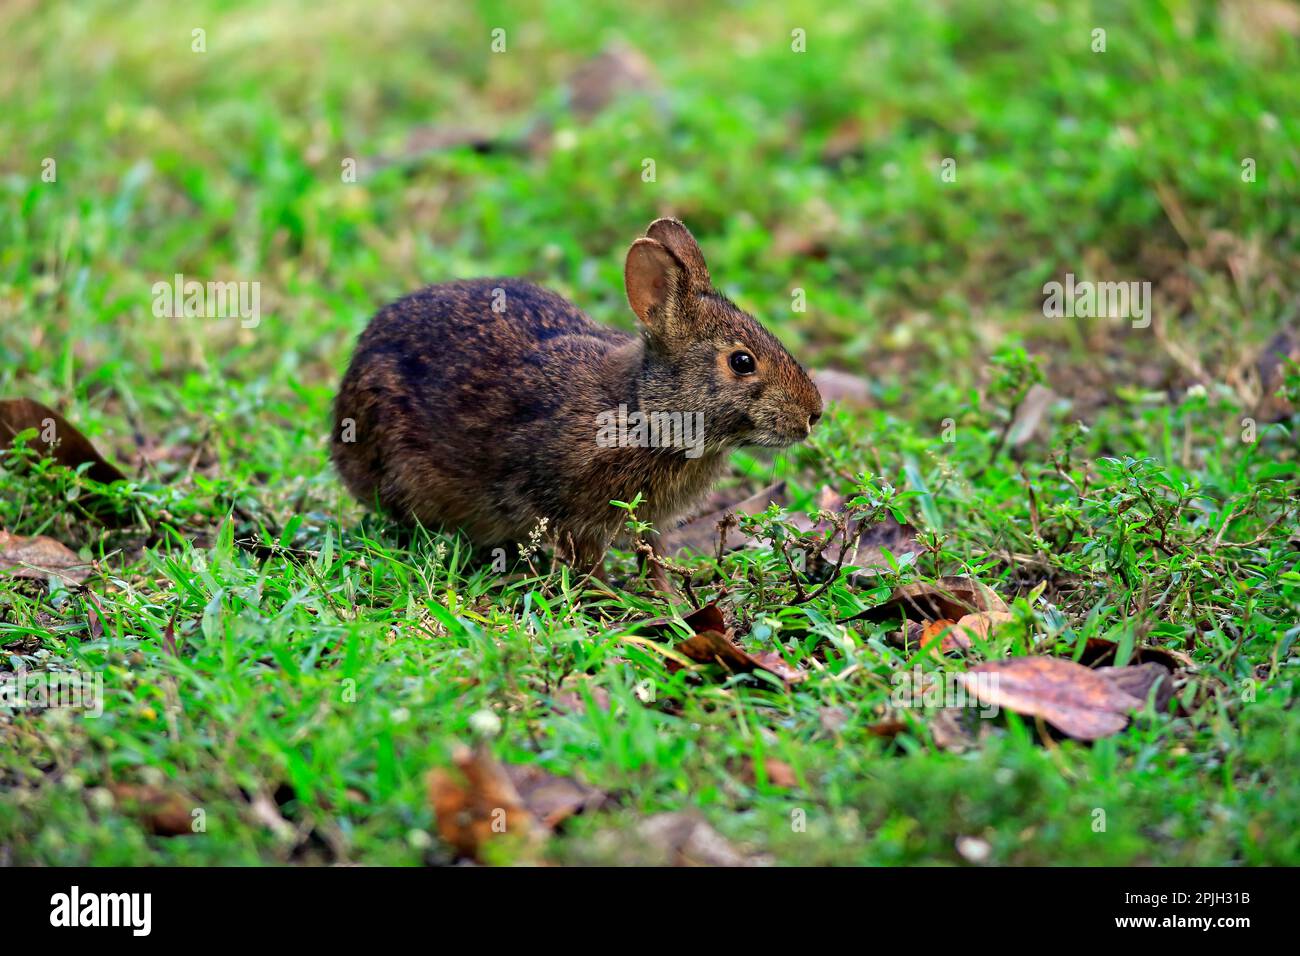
331;218;822;579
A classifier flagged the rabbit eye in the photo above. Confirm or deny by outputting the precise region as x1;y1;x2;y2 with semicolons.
728;350;757;376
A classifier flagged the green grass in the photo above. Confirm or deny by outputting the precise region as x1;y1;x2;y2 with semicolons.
1;0;1298;865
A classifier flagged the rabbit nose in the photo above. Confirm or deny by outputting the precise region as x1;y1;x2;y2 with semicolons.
808;409;822;429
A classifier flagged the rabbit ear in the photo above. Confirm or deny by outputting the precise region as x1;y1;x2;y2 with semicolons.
625;237;687;335
646;218;710;291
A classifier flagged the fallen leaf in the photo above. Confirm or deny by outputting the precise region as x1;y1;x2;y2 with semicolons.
948;610;1015;649
913;613;1001;654
426;746;539;861
890;585;1012;653
551;677;612;716
957;657;1146;740
854;576;1010;625
379;42;665;168
746;648;808;684
674;629;807;684
661;481;915;579
0;398;127;484
812;369;871;407
565;41;661;121
769;198;840;259
505;763;606;829
636;811;765;866
1095;662;1175;714
637;599;807;684
353;125;508;179
426;746;602;860
1253;329;1298;422
1222;0;1300;54
920;618;958;650
818;705;849;734
249;792;296;843
0;531;91;584
1078;637;1192;672
636;601;727;639
81;590;107;639
866;717;909;738
1007;384;1058;448
403;124;499;154
844;517;917;575
929;708;976;752
732;755;798;789
820;116;865;166
787;486;916;578
659;481;789;557
2;633;43;656
108;783;194;837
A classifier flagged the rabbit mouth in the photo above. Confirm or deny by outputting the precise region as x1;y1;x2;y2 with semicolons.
747;430;809;449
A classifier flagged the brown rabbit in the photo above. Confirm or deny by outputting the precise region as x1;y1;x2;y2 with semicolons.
331;218;822;577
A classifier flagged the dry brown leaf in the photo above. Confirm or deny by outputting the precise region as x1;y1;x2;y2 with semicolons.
638;599;806;685
505;764;606;829
820;116;866;165
744;649;807;684
857;576;1010;626
811;369;871;407
566;41;661;121
551;677;612;716
403;125;498;154
1253;329;1298;422
108;783;194;837
930;708;976;752
732;755;798;789
888;582;1012;654
0;398;127;485
1095;662;1175;714
1079;637;1192;672
83;590;106;639
819;705;849;734
912;613;1004;654
920;618;958;650
787;486;916;577
762;758;798;788
382;43;664;168
2;633;42;656
356;125;504;178
838;515;916;577
636;601;727;639
1222;0;1300;54
769;198;840;259
0;531;91;584
637;603;727;650
249;792;296;842
957;657;1145;740
426;746;603;860
674;629;807;684
636;812;764;867
1007;384;1058;448
426;746;538;861
659;481;789;557
949;610;1015;649
866;717;909;738
661;481;914;579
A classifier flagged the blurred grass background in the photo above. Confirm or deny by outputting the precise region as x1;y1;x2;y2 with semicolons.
4;0;1296;408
